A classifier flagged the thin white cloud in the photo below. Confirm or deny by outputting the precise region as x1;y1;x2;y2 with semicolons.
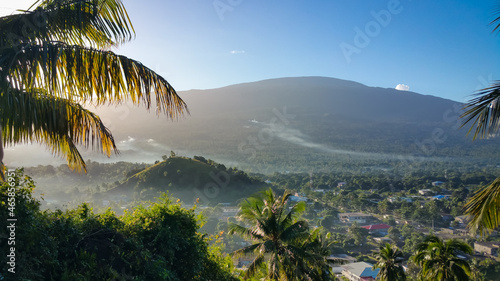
395;84;410;91
230;50;245;54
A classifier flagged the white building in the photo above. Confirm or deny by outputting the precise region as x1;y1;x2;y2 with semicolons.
338;212;373;224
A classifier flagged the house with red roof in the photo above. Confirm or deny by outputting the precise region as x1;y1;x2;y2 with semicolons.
361;224;391;236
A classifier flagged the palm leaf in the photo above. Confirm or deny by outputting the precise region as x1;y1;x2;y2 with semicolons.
230;242;262;259
279;220;309;243
413;235;472;281
492;3;500;34
230;188;331;280
244;252;265;279
280;200;306;228
461;81;500;140
267;252;281;280
237;196;264;220
0;87;116;171
2;42;188;118
0;0;134;48
228;223;264;241
447;239;473;255
464;177;500;234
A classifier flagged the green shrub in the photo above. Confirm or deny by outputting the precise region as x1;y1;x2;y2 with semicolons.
0;169;237;281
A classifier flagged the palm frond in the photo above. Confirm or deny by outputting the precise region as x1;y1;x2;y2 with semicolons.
413;235;472;281
230;188;331;280
491;3;500;34
228;223;264;241
3;42;188;118
281;200;306;229
464;177;500;235
267;252;281;281
450;258;472;275
245;253;265;279
237;197;264;222
0;0;134;48
446;239;473;255
230;242;262;259
373;244;406;281
461;81;500;140
279;220;309;243
0;87;116;171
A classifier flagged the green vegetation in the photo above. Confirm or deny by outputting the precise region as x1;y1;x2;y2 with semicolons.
460;3;500;235
4;160;500;280
412;235;473;281
0;169;236;280
106;155;267;204
229;189;335;280
373;243;406;281
1;0;499;280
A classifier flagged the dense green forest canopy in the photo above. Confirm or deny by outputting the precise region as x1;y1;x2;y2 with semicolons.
3;155;500;280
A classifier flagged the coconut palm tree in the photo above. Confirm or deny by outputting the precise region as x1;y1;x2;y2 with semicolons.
228;189;334;280
412;235;472;281
0;0;187;177
373;243;406;281
461;4;500;234
295;229;339;281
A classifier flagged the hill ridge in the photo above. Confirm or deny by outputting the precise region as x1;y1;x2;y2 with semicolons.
106;156;267;204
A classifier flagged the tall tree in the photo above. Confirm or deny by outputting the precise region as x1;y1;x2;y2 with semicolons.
0;0;187;176
228;188;334;280
461;4;500;234
373;243;406;281
412;235;472;281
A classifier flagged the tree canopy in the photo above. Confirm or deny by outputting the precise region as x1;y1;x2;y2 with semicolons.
229;188;335;280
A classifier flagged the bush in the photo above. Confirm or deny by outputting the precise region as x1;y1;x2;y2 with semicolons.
0;169;237;280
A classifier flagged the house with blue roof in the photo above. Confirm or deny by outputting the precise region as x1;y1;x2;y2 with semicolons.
341;261;380;281
432;195;450;200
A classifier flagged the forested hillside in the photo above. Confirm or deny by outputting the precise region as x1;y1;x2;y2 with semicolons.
7;77;500;173
105;155;268;204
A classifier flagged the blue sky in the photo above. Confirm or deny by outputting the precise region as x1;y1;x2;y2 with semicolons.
3;0;500;102
0;0;499;167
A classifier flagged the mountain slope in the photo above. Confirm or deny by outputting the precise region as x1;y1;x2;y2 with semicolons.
91;76;500;172
6;76;499;173
178;76;460;123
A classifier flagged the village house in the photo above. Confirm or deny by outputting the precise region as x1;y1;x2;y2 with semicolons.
388;197;413;203
474;242;500;257
338;182;347;188
418;189;433;196
329;254;357;274
341;262;379;281
361;224;392;236
440;227;470;237
338;212;374;224
432;181;445;187
373;237;393;244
